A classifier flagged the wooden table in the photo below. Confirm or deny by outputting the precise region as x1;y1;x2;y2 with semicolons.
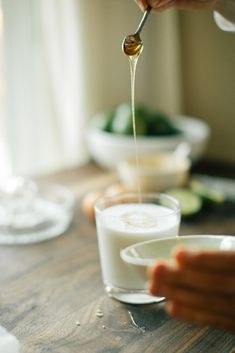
0;162;235;353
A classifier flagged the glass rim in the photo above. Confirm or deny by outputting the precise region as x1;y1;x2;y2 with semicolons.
95;191;181;218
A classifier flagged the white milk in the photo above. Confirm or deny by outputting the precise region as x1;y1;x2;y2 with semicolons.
96;203;179;290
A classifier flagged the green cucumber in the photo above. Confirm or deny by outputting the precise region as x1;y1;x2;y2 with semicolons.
111;103;148;135
166;187;202;217
190;180;225;205
91;111;114;132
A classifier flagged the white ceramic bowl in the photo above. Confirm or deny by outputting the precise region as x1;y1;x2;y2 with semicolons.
121;235;235;268
117;153;191;192
87;115;210;169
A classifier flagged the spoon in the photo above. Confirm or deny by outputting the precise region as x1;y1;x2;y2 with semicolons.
122;6;152;56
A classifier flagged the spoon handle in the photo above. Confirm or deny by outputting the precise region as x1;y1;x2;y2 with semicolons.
136;6;151;35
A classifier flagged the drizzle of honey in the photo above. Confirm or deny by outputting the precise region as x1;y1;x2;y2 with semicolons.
122;28;145;204
123;21;184;250
128;53;142;203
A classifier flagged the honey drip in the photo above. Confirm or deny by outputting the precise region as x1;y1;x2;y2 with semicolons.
122;8;151;204
129;53;142;203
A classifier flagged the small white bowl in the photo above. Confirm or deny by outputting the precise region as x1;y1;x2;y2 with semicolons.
86;115;210;169
117;153;191;192
121;235;235;268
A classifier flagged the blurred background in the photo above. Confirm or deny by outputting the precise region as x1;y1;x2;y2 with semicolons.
0;0;234;178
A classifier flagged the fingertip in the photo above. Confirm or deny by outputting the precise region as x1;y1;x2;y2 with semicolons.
166;300;179;317
171;245;184;259
175;249;187;261
166;301;173;315
135;0;148;11
148;262;168;296
150;262;168;278
174;249;193;265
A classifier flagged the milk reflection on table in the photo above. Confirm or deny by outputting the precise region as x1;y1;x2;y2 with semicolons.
95;194;180;301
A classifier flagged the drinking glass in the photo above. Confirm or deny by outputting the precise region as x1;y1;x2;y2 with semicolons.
95;192;181;304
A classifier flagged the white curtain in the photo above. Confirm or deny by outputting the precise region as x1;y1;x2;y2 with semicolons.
1;0;88;177
0;0;183;177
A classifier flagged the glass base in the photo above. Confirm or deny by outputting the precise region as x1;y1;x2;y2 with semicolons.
105;284;164;305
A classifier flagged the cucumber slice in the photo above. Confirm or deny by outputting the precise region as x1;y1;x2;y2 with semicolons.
111;103;148;135
166;187;202;217
91;111;114;132
190;180;225;205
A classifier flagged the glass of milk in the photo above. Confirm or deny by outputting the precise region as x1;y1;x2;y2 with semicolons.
95;192;181;304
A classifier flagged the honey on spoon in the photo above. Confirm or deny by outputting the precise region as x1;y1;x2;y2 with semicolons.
122;6;151;57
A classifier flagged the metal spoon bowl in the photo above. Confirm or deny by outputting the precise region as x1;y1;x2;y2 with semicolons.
122;6;151;56
122;33;143;56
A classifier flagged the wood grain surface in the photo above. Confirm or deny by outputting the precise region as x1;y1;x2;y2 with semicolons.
0;162;235;353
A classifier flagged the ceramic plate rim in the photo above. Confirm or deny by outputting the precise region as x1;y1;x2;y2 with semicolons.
120;235;235;267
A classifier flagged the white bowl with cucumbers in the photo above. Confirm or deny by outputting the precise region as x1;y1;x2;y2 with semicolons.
87;103;210;169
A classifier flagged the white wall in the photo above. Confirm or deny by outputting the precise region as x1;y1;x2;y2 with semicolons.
81;1;183;117
179;11;235;164
87;2;235;164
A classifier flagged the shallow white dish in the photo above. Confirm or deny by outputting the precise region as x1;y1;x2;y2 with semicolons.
0;182;75;244
87;115;210;169
118;153;191;192
121;235;235;267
